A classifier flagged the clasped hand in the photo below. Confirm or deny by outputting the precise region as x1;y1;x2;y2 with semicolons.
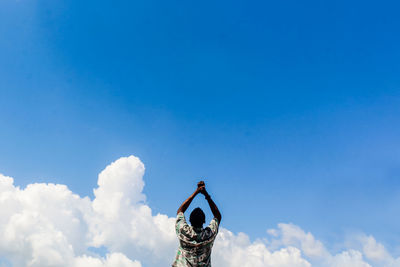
196;181;207;195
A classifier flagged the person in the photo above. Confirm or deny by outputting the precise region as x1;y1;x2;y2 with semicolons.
172;181;222;267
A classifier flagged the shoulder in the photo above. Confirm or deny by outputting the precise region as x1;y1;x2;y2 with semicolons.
176;212;187;226
176;212;190;234
176;212;185;220
208;217;219;235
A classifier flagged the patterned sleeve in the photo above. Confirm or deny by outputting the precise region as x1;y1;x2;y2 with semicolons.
208;217;219;236
175;212;189;235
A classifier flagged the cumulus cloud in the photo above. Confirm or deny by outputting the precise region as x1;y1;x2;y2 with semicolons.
0;155;398;266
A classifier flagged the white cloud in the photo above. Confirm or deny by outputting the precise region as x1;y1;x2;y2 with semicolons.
329;250;371;267
213;229;311;267
0;155;399;267
361;235;390;262
267;223;329;259
74;253;141;267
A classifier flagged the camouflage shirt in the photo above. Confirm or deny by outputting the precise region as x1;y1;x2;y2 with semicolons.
172;212;219;267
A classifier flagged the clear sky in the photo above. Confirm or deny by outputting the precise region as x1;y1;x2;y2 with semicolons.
1;0;400;259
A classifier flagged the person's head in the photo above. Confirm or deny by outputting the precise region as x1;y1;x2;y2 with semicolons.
190;207;205;228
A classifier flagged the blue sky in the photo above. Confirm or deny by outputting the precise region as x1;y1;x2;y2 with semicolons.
1;0;400;255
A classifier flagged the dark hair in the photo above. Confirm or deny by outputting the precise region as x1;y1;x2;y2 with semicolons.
190;207;205;228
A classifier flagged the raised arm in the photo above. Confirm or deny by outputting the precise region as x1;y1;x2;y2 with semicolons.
177;186;202;215
200;184;222;223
